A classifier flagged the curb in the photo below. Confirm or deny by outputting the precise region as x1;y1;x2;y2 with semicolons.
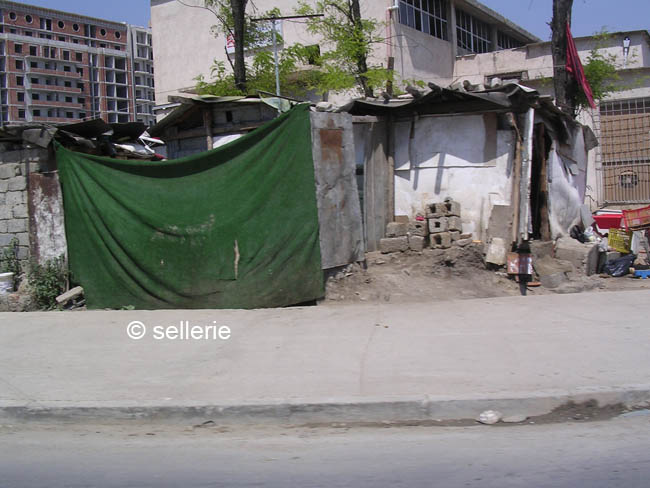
2;387;650;425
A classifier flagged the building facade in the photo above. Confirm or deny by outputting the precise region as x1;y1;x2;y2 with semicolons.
0;1;155;126
150;0;539;110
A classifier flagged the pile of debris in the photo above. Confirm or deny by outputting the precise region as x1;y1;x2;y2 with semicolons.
379;199;474;254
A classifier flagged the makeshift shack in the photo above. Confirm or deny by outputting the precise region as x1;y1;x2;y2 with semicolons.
343;83;598;258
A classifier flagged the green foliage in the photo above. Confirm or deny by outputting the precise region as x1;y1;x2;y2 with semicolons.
28;256;68;310
577;30;621;110
195;44;318;97
0;238;20;277
295;0;392;96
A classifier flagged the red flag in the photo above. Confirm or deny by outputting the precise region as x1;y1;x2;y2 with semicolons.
565;22;596;109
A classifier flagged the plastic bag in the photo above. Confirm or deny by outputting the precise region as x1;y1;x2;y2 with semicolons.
604;254;636;277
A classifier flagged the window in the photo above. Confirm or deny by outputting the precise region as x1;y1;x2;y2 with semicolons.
65;96;72;103
79;112;86;119
66;111;73;118
30;61;37;68
48;109;54;117
75;52;82;62
114;45;121;50
18;109;25;119
25;31;32;37
14;43;22;54
32;93;40;100
73;23;79;32
115;31;121;39
399;0;448;41
73;39;78;44
77;82;84;92
63;65;71;72
64;81;71;87
497;31;524;51
58;36;66;42
99;43;106;48
25;14;33;24
9;12;17;20
78;97;85;105
33;109;40;116
456;9;491;54
58;21;65;29
76;68;83;76
63;50;70;60
9;28;16;34
31;77;38;84
40;18;52;31
100;28;106;36
16;76;24;86
17;92;24;102
15;59;23;70
30;45;37;56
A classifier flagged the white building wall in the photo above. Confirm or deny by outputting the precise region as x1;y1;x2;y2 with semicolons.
392;113;514;239
151;0;536;107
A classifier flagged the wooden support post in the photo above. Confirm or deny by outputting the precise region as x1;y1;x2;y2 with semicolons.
203;108;213;151
386;114;395;223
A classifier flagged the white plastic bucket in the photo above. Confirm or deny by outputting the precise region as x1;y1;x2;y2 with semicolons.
0;272;14;295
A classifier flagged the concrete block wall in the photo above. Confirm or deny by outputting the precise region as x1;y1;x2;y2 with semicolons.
0;143;50;264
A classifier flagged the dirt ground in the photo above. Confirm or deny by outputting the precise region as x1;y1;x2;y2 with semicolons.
324;243;650;304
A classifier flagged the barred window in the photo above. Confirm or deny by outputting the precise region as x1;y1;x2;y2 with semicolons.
456;9;491;54
497;31;523;50
399;0;449;41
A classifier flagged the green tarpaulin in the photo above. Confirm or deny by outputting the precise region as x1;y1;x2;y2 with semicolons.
56;104;324;309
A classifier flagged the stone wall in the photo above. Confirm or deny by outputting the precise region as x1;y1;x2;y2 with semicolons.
0;143;52;264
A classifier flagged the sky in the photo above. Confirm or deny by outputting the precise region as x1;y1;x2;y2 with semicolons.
473;0;650;40
16;0;650;39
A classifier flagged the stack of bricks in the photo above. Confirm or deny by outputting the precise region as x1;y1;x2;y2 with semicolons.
379;199;473;253
380;216;429;253
427;200;463;249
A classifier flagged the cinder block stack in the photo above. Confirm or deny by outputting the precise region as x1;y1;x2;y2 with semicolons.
378;199;471;253
380;222;409;253
426;199;462;249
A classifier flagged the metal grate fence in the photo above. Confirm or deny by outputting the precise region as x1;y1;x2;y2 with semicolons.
597;97;650;204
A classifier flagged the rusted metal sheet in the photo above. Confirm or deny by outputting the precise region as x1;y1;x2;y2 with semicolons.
311;112;365;269
28;172;67;265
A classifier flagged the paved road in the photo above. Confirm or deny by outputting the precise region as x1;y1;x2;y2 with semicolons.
2;415;650;487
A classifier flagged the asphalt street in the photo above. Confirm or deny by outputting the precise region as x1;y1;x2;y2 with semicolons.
1;414;650;487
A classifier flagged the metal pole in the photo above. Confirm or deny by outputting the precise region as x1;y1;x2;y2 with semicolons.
272;19;280;96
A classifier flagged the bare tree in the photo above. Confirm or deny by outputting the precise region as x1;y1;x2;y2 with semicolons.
551;0;578;115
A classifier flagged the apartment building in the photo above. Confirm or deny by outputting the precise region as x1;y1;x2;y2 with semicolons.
0;1;155;126
150;0;539;108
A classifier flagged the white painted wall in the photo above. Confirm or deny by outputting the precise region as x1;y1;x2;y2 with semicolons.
392;113;515;239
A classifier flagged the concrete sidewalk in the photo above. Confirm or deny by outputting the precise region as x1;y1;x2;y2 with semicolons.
1;290;649;424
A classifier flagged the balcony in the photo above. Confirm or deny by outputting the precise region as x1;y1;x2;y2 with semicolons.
29;83;82;94
29;67;81;79
31;100;83;109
